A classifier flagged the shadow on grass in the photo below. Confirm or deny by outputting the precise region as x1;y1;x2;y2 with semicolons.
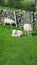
32;33;37;36
22;33;37;37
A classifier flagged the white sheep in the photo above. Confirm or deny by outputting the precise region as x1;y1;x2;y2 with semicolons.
12;30;23;37
3;18;16;26
24;23;33;36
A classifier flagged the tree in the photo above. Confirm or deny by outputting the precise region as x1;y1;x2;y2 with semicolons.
8;0;23;8
4;0;8;6
0;0;4;6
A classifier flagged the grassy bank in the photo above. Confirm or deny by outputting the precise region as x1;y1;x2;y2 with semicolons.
0;24;37;65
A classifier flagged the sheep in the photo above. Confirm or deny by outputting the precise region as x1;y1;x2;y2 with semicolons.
12;30;23;37
1;11;17;27
24;23;33;36
2;18;16;26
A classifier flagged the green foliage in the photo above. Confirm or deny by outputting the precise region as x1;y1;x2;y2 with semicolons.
0;0;4;6
4;0;8;6
20;1;35;11
0;0;35;11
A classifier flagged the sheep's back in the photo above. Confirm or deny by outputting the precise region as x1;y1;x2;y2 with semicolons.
24;24;33;32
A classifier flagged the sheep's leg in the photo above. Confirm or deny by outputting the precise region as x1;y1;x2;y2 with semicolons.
27;32;30;36
30;32;32;36
16;24;17;27
10;24;12;26
28;32;32;36
25;31;27;35
4;23;6;26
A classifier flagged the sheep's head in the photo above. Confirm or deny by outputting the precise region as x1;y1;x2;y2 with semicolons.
1;18;4;23
14;30;17;34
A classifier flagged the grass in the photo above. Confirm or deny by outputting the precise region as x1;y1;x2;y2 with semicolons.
0;24;37;65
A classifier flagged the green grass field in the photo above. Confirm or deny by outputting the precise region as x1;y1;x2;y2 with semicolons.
0;24;37;65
